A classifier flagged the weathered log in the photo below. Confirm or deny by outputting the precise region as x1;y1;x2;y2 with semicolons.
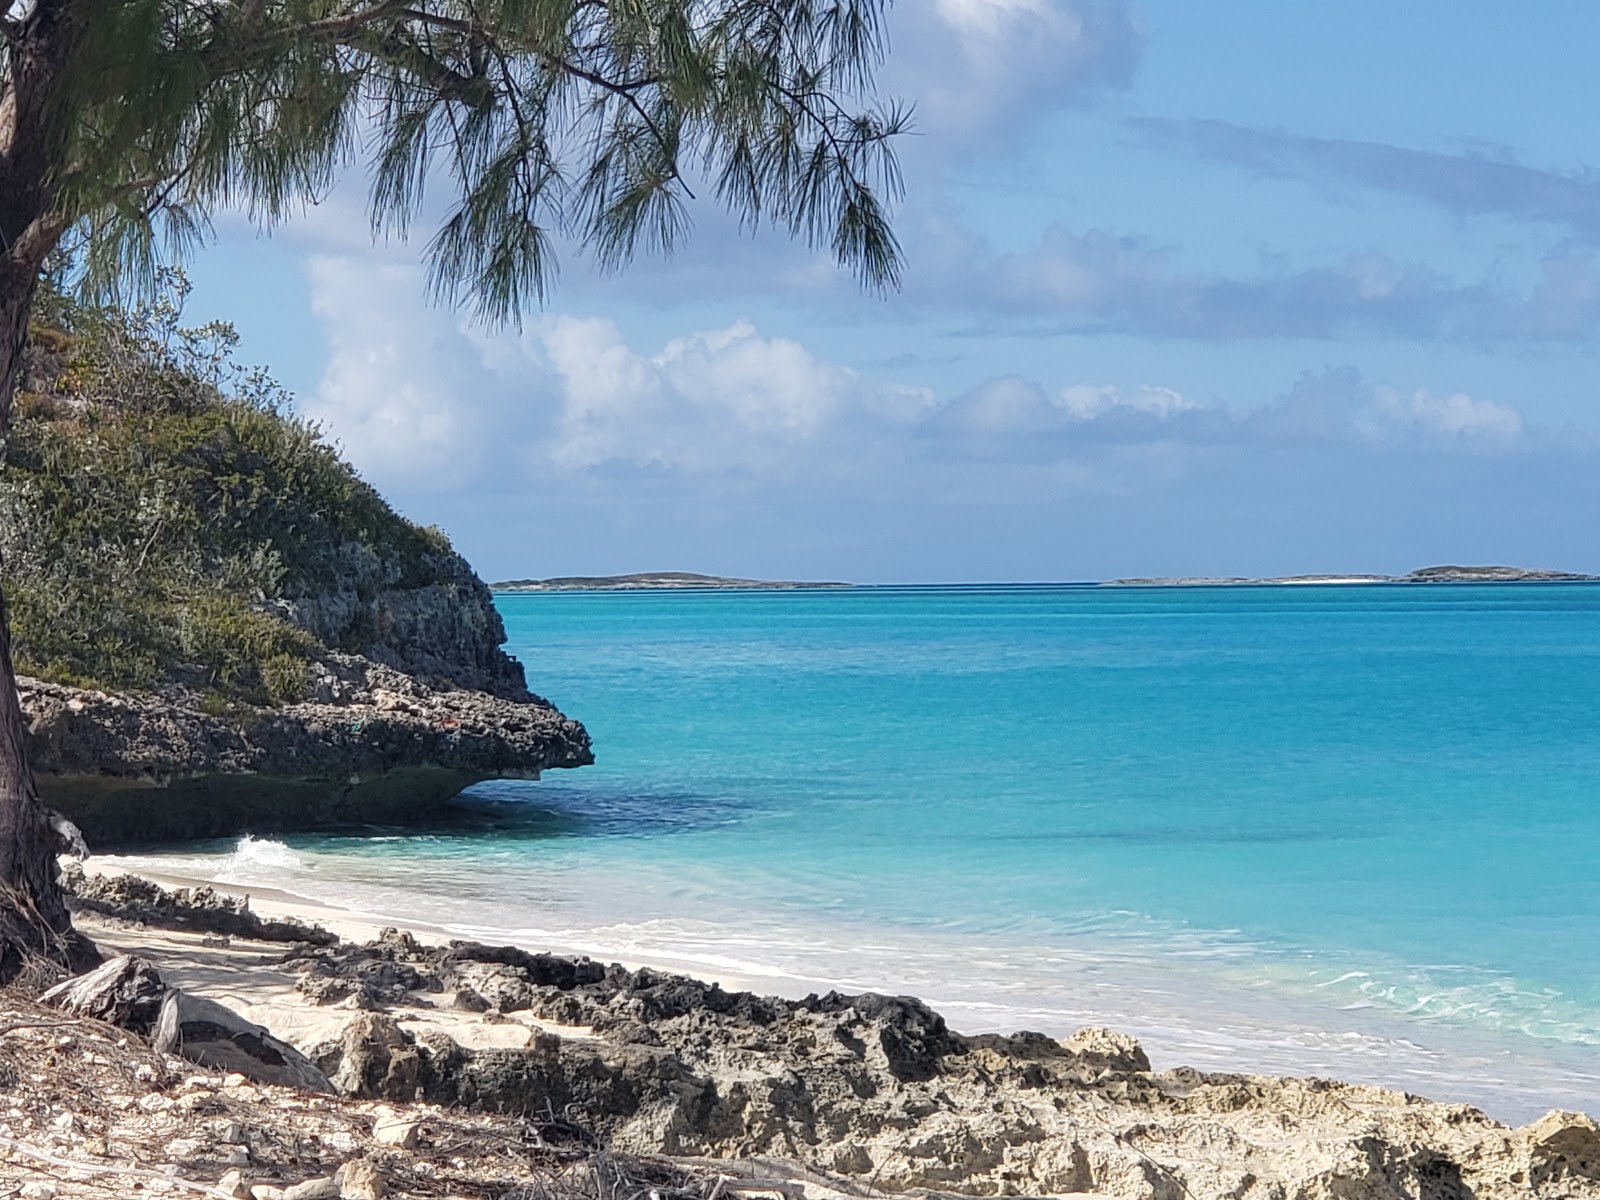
40;954;166;1034
154;989;334;1093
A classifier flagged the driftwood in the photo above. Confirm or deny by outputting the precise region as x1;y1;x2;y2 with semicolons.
155;989;335;1093
40;953;167;1034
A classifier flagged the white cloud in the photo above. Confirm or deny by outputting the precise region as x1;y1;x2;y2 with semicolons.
302;254;933;489
301;254;1535;527
887;1;1141;150
537;317;929;476
1363;386;1524;443
301;256;509;489
1253;368;1525;449
1058;382;1195;420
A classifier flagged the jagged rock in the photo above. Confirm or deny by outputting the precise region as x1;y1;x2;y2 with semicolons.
40;954;167;1034
63;867;337;944
316;1012;422;1100
155;990;334;1093
1062;1025;1151;1074
1528;1110;1600;1185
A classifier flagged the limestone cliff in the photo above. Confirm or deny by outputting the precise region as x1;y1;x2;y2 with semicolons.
3;281;590;844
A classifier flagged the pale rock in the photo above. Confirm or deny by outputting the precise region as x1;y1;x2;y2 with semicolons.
19;1184;58;1200
336;1158;387;1200
1527;1109;1600;1179
250;1187;287;1200
371;1105;420;1149
281;1178;341;1200
167;1137;204;1157
1062;1026;1151;1074
217;1168;250;1200
137;1093;172;1113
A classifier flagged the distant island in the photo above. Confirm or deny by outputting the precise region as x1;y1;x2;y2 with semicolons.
1107;565;1599;586
492;571;853;592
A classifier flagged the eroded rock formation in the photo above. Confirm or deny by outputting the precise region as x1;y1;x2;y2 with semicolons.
26;652;591;845
276;930;1598;1200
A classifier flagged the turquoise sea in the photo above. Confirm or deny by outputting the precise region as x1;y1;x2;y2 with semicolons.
108;583;1600;1122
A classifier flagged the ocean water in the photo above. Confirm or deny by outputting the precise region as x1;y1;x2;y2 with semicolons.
106;583;1600;1122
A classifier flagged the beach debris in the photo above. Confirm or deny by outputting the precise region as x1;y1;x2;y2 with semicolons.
155;989;335;1093
40;953;167;1033
0;987;763;1200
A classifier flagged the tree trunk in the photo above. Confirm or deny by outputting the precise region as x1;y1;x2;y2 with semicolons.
0;264;96;984
0;0;102;984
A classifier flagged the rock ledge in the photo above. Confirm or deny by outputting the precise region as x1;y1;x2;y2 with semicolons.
25;652;591;846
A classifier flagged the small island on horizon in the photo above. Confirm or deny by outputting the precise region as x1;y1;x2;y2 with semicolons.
492;571;853;592
1108;564;1600;586
493;564;1598;591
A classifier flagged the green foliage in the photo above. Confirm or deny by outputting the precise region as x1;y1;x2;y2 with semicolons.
260;653;312;706
2;276;459;704
38;0;905;317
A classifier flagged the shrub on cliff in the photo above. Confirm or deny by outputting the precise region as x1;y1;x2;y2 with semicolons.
1;276;480;707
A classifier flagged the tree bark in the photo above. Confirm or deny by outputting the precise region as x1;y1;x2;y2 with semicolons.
0;263;95;984
0;1;99;981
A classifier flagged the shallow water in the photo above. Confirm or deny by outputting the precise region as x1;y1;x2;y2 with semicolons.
106;583;1600;1122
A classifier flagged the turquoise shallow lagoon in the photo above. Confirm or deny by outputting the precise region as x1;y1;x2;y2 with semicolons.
110;583;1600;1121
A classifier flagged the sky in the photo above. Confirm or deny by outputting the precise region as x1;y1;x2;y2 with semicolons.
181;1;1600;583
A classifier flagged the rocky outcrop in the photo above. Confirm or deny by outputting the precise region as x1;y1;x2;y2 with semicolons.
24;652;591;846
278;541;536;701
63;869;337;944
64;874;1600;1200
271;930;1600;1200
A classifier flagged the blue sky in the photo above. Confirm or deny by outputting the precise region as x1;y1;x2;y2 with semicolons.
182;2;1600;583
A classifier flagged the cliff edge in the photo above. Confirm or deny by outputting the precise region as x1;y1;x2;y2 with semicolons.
3;282;590;845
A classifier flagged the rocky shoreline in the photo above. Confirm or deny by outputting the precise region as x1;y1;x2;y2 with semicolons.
19;869;1598;1200
23;651;591;846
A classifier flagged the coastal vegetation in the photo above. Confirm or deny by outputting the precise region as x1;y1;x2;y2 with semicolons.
5;277;455;708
